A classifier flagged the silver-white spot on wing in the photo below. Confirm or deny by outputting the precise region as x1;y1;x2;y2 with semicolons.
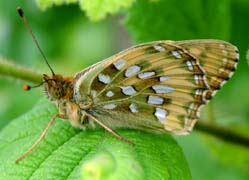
125;65;141;77
103;104;117;110
138;71;156;79
106;90;114;97
129;103;138;113
222;49;228;55
218;68;225;73
195;89;202;96
152;85;175;94
223;58;227;64
148;95;164;105
98;73;111;84
153;45;165;52
113;59;126;70
159;76;169;82
154;108;168;123
172;51;182;59
186;61;194;71
219;44;225;48
121;86;137;95
189;102;195;112
194;75;200;84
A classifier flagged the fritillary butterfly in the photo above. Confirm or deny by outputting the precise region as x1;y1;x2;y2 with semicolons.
15;7;239;163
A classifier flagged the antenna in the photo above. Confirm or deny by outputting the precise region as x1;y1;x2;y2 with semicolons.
23;83;43;91
17;6;55;76
22;78;56;91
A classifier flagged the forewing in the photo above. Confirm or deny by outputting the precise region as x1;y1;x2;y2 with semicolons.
74;41;213;134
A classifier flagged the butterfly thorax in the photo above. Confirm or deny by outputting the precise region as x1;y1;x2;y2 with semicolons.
43;74;91;128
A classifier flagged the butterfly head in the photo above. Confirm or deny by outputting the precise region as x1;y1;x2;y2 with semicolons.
43;74;73;101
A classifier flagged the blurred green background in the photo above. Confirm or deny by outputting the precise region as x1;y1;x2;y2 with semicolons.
0;0;248;179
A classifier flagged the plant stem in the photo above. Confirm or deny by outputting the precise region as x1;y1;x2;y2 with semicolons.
0;58;42;83
1;58;249;148
196;121;249;147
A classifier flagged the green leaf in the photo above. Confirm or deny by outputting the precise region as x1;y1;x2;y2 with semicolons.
125;0;232;42
79;0;135;22
35;0;78;10
35;0;135;21
247;49;249;66
0;98;190;179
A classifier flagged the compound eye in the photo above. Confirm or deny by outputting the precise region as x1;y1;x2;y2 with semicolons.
53;86;62;99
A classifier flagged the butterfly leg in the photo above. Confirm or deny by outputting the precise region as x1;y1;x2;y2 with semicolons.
15;113;67;164
84;112;134;145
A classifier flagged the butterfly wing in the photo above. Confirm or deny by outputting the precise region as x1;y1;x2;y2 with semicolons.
73;40;237;134
175;39;239;93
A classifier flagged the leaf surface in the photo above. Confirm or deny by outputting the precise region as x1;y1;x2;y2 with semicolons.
0;98;190;180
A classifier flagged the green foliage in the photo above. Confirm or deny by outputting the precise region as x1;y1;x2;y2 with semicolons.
36;0;135;21
0;0;249;179
79;0;135;22
36;0;78;10
0;98;190;180
247;49;249;66
125;0;231;41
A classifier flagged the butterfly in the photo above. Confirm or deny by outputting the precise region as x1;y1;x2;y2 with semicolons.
16;7;239;163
